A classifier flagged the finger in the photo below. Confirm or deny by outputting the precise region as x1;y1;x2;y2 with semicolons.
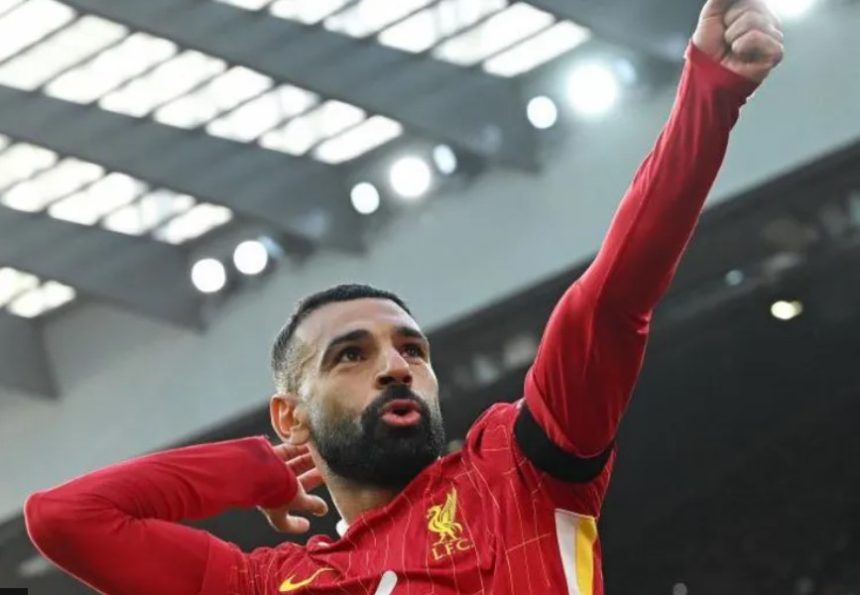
292;491;329;517
725;0;771;27
272;443;309;461
702;0;736;13
262;507;313;534
287;452;316;475
279;514;312;534
298;468;325;492
732;30;784;65
725;11;783;45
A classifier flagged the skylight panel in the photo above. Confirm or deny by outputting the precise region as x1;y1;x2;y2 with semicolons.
260;100;365;155
7;280;75;318
0;143;57;189
155;66;273;129
102;190;196;237
0;268;38;308
214;0;272;9
433;3;554;66
483;21;591;77
153;203;234;244
45;32;178;104
0;1;25;14
0;0;75;63
0;268;75;319
100;50;227;118
47;172;145;225
268;0;350;24
206;85;318;142
314;115;402;163
0;15;126;90
2;158;104;212
324;0;435;38
378;0;507;53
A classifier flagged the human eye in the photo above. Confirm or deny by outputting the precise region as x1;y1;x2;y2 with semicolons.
402;343;426;359
337;346;363;363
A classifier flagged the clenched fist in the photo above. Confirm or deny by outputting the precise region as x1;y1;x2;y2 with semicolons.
693;0;784;83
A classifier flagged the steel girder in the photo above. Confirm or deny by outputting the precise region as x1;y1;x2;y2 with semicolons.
0;313;56;397
0;206;204;328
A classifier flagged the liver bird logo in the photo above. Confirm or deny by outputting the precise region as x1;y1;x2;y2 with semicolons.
426;488;464;544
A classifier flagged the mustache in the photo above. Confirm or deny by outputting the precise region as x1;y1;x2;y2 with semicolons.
365;384;430;418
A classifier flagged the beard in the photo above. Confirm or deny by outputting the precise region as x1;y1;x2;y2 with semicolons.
309;384;446;489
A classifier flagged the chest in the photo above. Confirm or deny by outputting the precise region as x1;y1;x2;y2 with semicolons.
272;474;590;594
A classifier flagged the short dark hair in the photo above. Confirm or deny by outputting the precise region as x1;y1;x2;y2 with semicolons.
271;284;411;393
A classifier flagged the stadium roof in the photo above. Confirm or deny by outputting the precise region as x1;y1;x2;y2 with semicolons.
0;0;701;395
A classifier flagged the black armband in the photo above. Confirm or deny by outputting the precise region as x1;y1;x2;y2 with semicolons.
514;401;614;483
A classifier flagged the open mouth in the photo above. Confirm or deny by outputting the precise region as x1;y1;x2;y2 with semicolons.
380;399;422;427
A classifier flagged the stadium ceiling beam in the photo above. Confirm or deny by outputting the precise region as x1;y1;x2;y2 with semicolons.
0;86;363;252
0;206;204;329
0;313;56;398
60;0;536;170
522;0;694;62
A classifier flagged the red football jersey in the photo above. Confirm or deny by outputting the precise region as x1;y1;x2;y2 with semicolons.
24;45;757;595
208;404;613;595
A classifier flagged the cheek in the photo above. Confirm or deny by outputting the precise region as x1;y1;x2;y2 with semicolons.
315;377;369;418
414;365;440;396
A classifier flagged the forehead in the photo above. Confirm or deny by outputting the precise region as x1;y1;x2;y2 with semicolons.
297;298;420;349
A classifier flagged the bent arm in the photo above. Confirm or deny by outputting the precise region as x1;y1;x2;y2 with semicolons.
521;45;759;465
25;437;298;595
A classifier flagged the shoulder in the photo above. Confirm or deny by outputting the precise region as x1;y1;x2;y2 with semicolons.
465;400;521;447
457;400;522;472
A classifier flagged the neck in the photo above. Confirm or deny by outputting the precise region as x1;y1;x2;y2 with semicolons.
324;473;399;525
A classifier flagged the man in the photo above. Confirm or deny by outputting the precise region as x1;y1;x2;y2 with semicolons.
24;1;783;593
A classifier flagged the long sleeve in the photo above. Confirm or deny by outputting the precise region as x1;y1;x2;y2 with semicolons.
24;436;299;595
523;45;760;459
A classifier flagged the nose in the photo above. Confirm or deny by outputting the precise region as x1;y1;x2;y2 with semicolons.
375;347;412;388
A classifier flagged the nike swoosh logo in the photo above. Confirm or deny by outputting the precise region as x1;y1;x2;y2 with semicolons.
279;567;333;592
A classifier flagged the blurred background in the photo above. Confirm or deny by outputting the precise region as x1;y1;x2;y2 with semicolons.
0;0;858;593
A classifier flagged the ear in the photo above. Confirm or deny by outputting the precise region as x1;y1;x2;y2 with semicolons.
270;393;312;445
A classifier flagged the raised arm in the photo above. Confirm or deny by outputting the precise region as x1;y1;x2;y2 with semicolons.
517;0;782;474
24;437;305;595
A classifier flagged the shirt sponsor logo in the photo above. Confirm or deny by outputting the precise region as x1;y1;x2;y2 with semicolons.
279;567;333;592
426;488;474;561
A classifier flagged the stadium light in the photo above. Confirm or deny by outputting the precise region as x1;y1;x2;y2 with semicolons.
724;269;745;286
432;144;458;175
191;258;227;293
350;182;381;215
389;156;432;200
770;300;804;321
567;62;621;118
766;0;818;20
526;95;558;129
233;239;269;276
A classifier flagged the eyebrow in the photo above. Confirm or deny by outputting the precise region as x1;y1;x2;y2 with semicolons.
395;325;429;345
321;329;371;364
320;326;429;363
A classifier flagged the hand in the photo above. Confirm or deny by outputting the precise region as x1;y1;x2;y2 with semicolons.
258;444;329;534
692;0;784;83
